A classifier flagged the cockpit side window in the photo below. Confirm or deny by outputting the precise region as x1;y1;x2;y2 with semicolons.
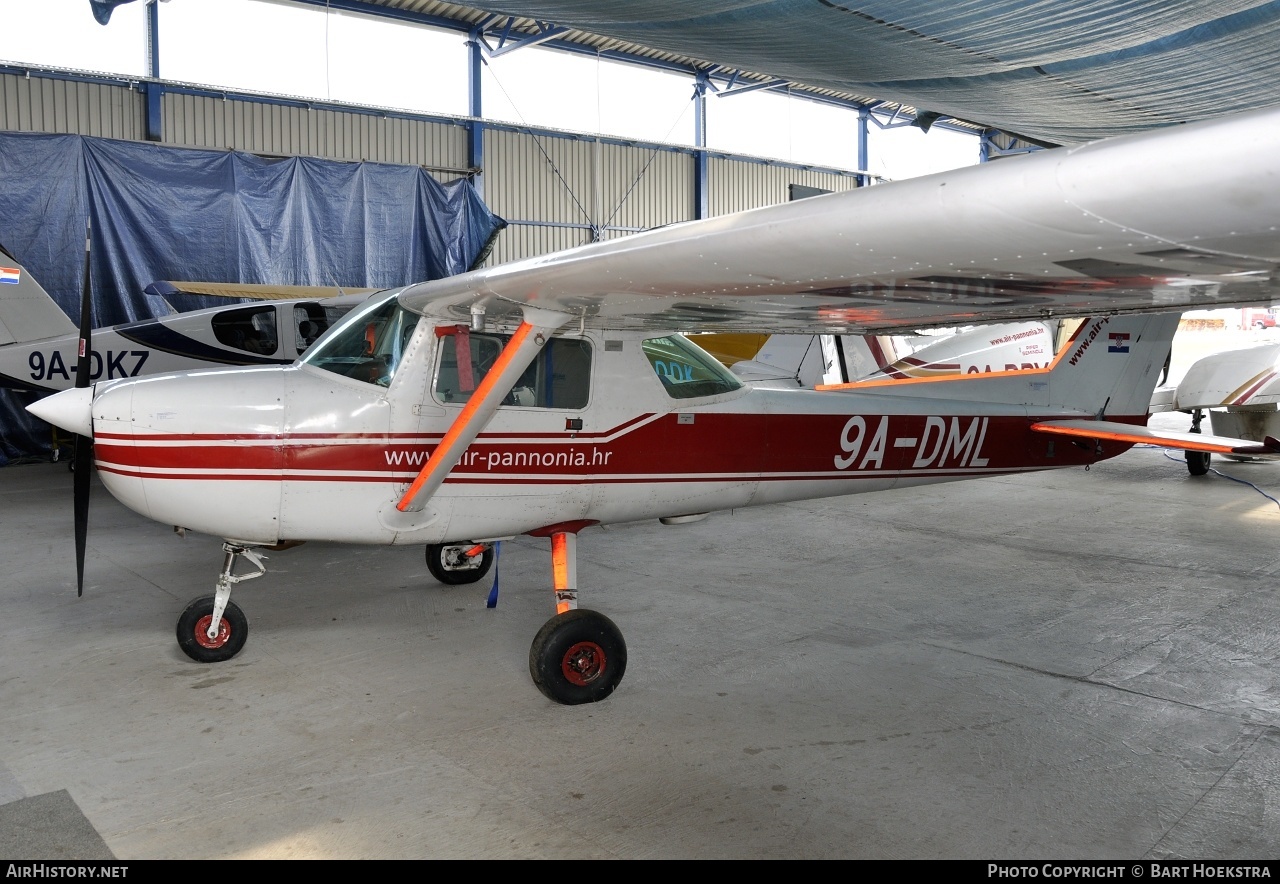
434;329;591;408
642;334;744;399
299;292;419;387
294;303;330;354
212;305;278;356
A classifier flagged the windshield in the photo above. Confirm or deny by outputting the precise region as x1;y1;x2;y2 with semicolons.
300;291;419;387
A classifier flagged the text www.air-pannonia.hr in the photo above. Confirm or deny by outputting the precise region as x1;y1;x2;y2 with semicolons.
385;447;614;470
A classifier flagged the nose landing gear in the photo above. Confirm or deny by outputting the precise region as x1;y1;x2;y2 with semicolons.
176;543;266;663
425;542;494;585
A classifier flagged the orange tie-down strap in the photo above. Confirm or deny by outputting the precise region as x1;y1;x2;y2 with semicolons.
398;321;536;512
1030;419;1280;456
436;324;474;392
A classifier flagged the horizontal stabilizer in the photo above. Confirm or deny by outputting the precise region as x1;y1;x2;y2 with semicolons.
1030;419;1280;457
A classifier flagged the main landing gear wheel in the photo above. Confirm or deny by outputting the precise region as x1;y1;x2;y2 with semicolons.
176;596;249;663
1186;449;1211;476
425;543;494;585
1186;414;1210;476
529;609;627;705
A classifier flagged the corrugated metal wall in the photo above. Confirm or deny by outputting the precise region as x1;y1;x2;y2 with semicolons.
708;156;860;215
483;127;695;265
0;71;868;264
0;73;144;140
163;93;471;178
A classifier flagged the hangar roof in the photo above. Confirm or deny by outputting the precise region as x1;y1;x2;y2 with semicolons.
351;0;1280;146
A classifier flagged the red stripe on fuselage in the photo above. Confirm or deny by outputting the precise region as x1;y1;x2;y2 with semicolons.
95;412;1140;484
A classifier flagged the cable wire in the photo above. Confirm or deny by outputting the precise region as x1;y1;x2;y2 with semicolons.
1147;446;1280;510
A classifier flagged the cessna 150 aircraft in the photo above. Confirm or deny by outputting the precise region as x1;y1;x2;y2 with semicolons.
0;247;371;394
28;105;1280;705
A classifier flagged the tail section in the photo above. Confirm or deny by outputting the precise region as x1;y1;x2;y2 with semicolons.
1041;313;1181;416
819;312;1182;419
0;247;77;345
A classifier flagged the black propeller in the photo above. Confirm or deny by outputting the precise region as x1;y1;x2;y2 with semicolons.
73;222;92;596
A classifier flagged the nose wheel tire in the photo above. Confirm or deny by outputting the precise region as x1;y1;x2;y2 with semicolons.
176;596;249;663
530;609;627;705
425;543;494;585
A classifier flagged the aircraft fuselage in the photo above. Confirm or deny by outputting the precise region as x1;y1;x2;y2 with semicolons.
82;315;1128;547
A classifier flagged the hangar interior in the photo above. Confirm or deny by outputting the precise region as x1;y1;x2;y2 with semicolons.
1;0;1279;861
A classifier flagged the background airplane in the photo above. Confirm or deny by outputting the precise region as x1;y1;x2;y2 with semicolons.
0;246;376;396
1150;339;1280;475
711;321;1058;389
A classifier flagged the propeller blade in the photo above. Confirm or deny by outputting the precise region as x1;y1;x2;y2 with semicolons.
73;435;89;596
73;222;92;597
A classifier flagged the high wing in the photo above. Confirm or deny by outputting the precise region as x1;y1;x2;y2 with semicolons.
146;281;381;301
398;106;1280;334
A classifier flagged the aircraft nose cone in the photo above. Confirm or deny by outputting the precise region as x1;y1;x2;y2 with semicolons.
27;386;93;438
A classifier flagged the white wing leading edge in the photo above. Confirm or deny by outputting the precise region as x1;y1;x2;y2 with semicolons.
398;105;1280;335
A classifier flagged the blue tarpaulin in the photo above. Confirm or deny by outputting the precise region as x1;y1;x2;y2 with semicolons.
0;132;504;464
87;0;138;26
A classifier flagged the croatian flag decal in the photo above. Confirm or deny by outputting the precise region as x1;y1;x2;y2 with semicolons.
0;267;20;285
1108;332;1131;353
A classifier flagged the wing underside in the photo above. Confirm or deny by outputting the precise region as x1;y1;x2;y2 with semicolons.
399;106;1280;335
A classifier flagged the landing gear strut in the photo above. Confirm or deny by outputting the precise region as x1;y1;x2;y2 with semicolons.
175;542;266;663
1186;408;1211;476
527;529;627;704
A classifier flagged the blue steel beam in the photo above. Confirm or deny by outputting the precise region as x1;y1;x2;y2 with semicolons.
468;29;486;198
857;108;869;187
715;77;789;98
143;0;161;141
482;21;571;58
693;74;709;220
980;131;1042;160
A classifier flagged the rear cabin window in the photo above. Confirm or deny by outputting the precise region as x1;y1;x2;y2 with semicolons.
211;305;278;355
434;331;591;409
642;334;743;399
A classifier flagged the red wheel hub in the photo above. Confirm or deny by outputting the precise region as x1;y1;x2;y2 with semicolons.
560;641;606;686
193;614;231;650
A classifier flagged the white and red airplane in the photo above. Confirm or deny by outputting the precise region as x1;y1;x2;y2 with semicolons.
27;105;1280;705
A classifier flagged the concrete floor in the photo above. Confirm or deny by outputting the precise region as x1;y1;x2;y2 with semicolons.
1;402;1278;860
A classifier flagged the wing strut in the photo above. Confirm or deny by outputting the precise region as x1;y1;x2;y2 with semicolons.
396;307;573;513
